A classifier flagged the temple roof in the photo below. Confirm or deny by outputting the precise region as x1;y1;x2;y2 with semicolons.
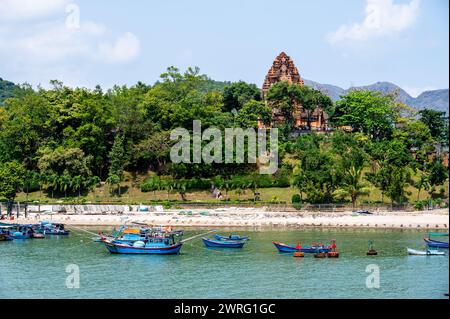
262;52;304;94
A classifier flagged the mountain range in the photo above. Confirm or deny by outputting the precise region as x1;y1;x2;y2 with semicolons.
303;79;449;115
1;76;448;114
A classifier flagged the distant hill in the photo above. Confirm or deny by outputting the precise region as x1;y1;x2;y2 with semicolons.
2;76;448;114
304;80;449;115
0;77;18;104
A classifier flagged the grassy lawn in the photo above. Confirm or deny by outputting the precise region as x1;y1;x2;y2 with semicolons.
12;180;448;205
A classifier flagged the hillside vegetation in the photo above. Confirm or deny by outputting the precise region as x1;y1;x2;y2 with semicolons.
0;67;448;213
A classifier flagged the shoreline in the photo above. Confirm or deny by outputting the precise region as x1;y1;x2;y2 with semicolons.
7;208;449;230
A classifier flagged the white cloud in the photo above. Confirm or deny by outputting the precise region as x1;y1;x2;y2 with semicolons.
0;0;70;21
0;1;140;86
327;0;420;44
98;32;140;63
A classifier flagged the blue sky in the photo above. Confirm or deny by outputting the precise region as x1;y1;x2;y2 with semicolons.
0;0;448;97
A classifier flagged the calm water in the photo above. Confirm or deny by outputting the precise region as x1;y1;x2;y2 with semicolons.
0;227;448;299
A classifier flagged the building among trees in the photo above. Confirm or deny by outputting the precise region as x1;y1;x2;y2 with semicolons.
261;52;329;130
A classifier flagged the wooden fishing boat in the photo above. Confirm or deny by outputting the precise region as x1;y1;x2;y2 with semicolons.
272;242;331;253
214;234;249;241
202;237;245;248
407;248;445;256
102;238;183;255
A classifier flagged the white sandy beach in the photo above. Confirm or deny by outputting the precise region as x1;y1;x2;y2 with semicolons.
10;207;449;230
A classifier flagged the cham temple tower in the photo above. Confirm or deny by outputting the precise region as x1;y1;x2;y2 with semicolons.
261;52;329;130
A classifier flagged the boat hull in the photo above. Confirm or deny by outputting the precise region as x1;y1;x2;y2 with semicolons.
11;234;32;239
214;235;249;241
407;248;445;256
103;240;182;255
202;238;245;248
0;234;13;241
273;242;331;253
424;238;449;248
44;231;70;236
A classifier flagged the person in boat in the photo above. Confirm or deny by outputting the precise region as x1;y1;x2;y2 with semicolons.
295;241;302;250
330;240;337;252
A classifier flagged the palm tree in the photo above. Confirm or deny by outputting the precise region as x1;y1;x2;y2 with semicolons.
106;174;120;196
291;166;306;202
334;166;370;209
71;175;83;198
59;174;71;199
414;174;430;201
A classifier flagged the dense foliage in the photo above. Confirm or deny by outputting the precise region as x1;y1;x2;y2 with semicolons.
0;67;448;210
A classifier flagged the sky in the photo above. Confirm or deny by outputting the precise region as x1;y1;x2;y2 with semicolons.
0;0;448;97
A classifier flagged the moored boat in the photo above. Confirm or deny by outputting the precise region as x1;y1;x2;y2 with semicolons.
103;237;183;255
0;225;14;241
423;233;449;249
424;238;449;248
273;242;331;253
0;227;14;241
407;248;445;256
5;224;35;239
35;222;70;236
202;237;245;248
214;234;249;241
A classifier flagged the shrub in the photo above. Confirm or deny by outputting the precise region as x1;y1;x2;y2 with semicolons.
291;194;301;204
414;200;428;211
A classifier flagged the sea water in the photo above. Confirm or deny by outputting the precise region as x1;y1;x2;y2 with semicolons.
0;228;448;299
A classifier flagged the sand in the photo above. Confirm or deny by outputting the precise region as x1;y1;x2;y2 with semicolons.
9;207;449;230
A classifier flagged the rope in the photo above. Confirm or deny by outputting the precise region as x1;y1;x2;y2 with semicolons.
180;229;217;243
65;225;102;237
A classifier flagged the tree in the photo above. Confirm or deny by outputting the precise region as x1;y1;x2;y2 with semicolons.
107;134;126;196
297;86;333;129
222;81;261;113
0;161;25;216
236;100;271;128
267;81;302;134
333;90;397;140
106;174;121;196
71;175;83;198
414;173;430;201
427;157;449;197
291;166;306;202
419;109;448;145
385;166;413;205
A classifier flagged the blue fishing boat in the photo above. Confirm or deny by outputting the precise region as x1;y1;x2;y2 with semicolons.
34;221;70;236
273;242;331;253
424;232;449;249
202;237;245;248
214;234;249;241
6;224;35;239
0;225;14;241
103;237;183;254
110;226;184;245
